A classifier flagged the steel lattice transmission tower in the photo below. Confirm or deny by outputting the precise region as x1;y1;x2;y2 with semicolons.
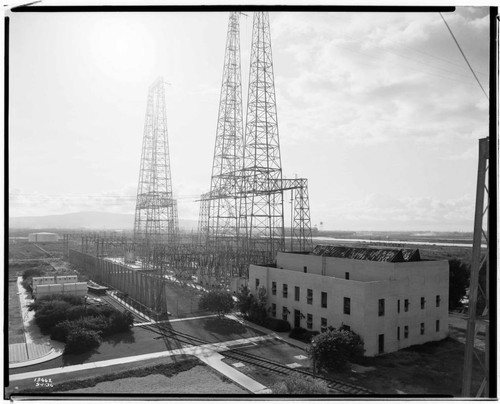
461;137;490;397
134;77;179;262
206;12;245;248
239;11;285;261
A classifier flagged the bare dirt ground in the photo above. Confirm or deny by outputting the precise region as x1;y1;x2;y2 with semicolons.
61;365;247;394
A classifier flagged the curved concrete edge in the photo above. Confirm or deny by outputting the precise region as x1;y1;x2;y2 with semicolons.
9;342;65;369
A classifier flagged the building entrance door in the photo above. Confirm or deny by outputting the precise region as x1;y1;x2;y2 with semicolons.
378;334;384;354
294;310;301;328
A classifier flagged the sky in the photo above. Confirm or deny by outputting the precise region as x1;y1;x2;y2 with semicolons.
7;6;491;232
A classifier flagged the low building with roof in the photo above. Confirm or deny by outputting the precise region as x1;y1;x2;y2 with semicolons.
248;245;449;356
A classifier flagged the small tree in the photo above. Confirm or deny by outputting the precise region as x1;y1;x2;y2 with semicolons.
308;327;364;370
199;290;234;318
248;286;268;325
272;374;329;394
449;258;469;310
235;285;253;317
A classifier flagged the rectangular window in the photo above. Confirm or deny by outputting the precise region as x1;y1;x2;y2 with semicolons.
321;292;327;308
321;317;327;333
404;299;409;312
271;303;276;317
436;295;441;307
295;286;300;302
421;297;425;310
420;322;425;335
307;289;313;304
397;326;400;340
307;314;313;329
303;266;308;273
378;299;385;316
398;299;400;313
404;325;409;339
282;306;288;321
283;284;288;298
345;272;350;280
344;297;351;315
271;281;276;296
436;320;440;332
256;278;260;289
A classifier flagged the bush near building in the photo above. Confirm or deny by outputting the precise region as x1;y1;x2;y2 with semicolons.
28;294;134;354
272;374;329;394
235;284;268;325
308;326;364;370
198;290;234;318
21;268;45;293
289;327;319;343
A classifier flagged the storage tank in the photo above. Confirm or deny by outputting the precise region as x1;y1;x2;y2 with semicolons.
28;232;59;243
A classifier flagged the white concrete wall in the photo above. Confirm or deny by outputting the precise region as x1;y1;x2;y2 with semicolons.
55;275;78;284
249;255;449;357
32;276;56;287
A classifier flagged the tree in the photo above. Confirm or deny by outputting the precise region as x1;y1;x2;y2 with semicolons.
308;327;364;370
449;258;470;310
199;290;234;318
248;286;268;325
272;374;329;394
235;285;253;317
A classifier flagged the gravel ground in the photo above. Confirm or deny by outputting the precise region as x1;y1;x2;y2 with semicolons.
64;365;248;394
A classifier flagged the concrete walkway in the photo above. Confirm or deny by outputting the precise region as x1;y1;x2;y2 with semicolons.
227;314;310;351
10;335;275;394
9;277;64;368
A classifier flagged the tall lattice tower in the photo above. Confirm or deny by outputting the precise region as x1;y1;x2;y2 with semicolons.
206;12;245;248
240;11;285;261
134;77;179;255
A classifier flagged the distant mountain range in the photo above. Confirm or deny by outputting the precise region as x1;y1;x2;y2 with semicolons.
9;211;199;231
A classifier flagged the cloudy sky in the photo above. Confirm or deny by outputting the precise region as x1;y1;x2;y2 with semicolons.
8;7;490;231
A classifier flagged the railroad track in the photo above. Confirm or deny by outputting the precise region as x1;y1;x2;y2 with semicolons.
139;321;373;395
92;292;148;323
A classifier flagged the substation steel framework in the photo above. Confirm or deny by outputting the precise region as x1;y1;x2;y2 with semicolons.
133;77;179;269
461;137;491;397
197;11;313;284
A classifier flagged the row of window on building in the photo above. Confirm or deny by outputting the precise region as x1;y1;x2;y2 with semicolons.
258;279;442;315
269;302;441;337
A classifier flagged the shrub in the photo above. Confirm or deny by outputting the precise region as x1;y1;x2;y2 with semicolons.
22;268;45;281
235;285;253;317
108;311;134;334
64;327;101;354
50;320;77;342
33;300;73;334
265;318;291;332
308;328;364;370
272;374;329;394
289;327;319;343
199;290;234;318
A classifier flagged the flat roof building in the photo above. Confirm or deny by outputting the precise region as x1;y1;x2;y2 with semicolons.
249;245;449;356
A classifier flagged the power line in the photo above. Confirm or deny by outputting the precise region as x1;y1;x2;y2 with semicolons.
439;12;489;100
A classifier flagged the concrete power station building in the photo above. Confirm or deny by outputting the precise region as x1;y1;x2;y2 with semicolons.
249;245;449;356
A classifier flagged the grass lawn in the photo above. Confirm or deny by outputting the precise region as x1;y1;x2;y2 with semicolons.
169;316;264;344
8;357;248;396
8;279;25;344
323;337;484;396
